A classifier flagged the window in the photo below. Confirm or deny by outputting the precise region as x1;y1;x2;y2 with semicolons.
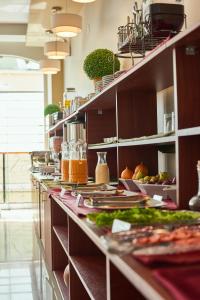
0;73;45;152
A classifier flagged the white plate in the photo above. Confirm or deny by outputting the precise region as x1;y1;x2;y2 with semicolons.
76;190;138;197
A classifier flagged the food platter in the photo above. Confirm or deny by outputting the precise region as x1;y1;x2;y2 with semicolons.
100;219;200;255
84;198;165;210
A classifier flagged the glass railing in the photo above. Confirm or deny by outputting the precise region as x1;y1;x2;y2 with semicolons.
0;153;32;204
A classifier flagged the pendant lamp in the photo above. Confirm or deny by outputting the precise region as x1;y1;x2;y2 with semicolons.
51;13;82;38
72;0;96;2
40;59;61;74
44;40;69;59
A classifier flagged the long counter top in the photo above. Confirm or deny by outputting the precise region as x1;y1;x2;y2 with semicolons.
33;175;200;300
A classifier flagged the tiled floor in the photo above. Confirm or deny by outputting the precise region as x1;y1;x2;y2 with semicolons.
0;210;57;300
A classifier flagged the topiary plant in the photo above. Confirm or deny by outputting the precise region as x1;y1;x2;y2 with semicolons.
44;104;60;116
83;48;120;80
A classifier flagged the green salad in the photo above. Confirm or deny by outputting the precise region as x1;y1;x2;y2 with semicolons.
87;208;200;228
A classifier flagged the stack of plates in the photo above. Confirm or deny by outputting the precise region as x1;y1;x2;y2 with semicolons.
102;74;114;88
114;70;126;79
95;80;103;94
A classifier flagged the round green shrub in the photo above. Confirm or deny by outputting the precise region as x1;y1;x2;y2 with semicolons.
83;49;120;80
44;104;60;116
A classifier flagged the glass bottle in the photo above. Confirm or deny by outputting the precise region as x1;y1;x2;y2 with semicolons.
63;88;76;117
189;161;200;211
95;152;110;184
61;141;69;182
69;140;88;184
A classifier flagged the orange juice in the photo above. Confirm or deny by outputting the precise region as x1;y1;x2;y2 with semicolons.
69;159;88;184
61;159;69;181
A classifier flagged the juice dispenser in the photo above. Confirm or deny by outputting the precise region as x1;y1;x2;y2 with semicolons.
61;141;70;181
69;140;88;184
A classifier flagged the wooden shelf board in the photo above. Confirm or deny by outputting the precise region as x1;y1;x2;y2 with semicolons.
48;111;79;133
69;256;106;300
178;127;200;137
88;143;118;150
53;270;69;300
80;86;116;111
118;135;176;147
88;136;175;149
53;226;69;256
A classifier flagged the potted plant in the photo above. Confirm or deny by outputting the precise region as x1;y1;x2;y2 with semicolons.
83;48;120;92
44;104;61;127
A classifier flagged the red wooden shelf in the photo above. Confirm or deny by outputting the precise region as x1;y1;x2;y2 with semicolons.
69;256;106;300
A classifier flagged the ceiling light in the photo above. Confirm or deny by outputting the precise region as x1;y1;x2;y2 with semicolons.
72;0;96;2
44;40;69;59
40;59;60;74
51;13;82;38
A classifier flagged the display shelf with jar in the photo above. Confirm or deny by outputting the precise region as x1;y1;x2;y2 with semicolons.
48;22;200;209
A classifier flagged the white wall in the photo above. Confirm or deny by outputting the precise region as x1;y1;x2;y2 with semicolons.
64;0;200;97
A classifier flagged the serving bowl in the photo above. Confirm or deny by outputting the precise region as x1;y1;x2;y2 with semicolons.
119;178;176;201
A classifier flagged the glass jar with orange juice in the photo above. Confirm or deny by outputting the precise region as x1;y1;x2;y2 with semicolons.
69;140;88;184
61;141;70;182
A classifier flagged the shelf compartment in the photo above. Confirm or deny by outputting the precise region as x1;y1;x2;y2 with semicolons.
69;256;106;300
117;90;157;140
87;148;117;180
118;145;158;178
69;262;91;300
53;270;69;300
53;226;69;256
176;45;200;130
86;109;116;145
109;261;145;300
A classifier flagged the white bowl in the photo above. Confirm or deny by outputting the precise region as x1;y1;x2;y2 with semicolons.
133;180;176;201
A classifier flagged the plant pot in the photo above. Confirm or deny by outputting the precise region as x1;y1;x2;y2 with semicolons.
93;78;103;94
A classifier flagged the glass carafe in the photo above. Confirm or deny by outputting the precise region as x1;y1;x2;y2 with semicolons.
61;141;69;181
69;140;88;184
189;161;200;211
95;152;110;184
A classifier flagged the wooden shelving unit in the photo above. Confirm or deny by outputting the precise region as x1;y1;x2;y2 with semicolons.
43;23;200;299
48;22;200;210
49;194;173;300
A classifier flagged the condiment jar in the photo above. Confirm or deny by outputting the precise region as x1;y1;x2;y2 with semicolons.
63;88;76;116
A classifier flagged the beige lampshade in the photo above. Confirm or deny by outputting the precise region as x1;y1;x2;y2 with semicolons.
51;13;82;38
44;40;69;59
40;59;61;74
72;0;95;3
72;0;95;2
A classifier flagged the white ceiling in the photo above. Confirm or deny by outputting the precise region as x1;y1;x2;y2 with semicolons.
0;0;83;69
0;0;30;24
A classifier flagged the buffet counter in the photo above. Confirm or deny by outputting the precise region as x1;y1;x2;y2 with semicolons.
31;173;200;300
